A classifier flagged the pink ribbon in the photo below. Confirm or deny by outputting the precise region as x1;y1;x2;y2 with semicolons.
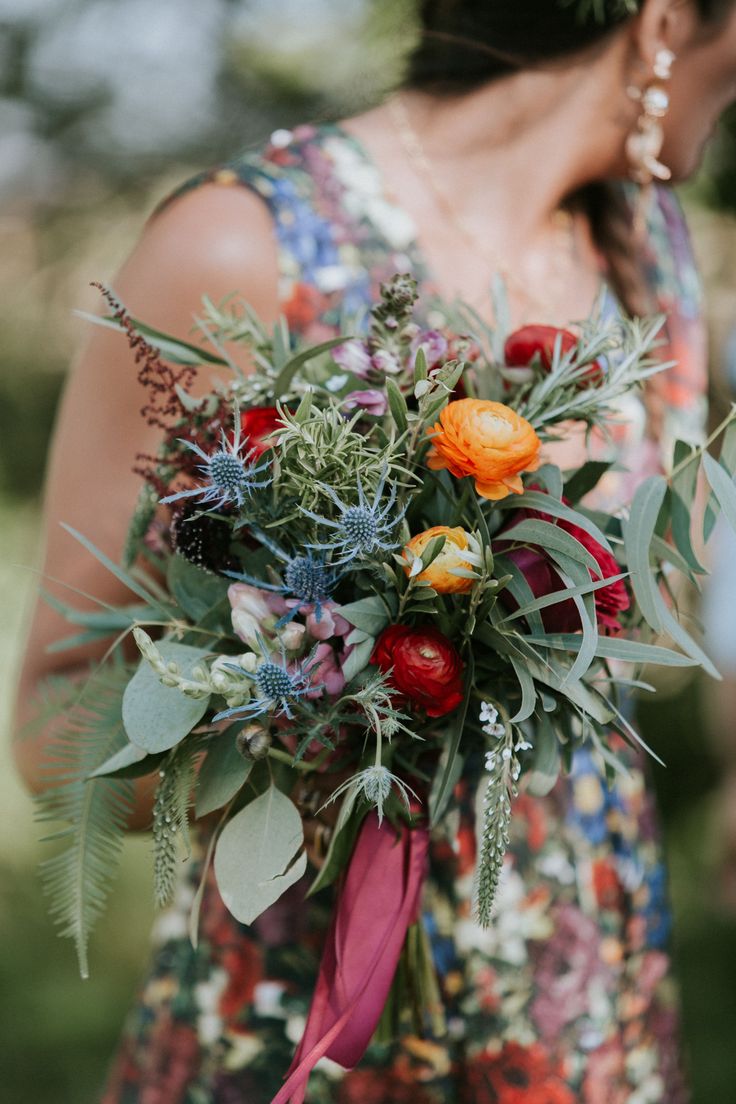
271;811;430;1104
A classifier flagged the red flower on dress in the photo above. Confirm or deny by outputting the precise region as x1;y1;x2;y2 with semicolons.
283;282;330;331
371;624;465;718
338;1068;436;1104
240;406;284;459
505;324;604;388
460;1042;575;1104
592;858;624;911
218;941;264;1022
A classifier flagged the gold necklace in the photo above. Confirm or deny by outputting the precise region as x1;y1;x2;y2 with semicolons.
387;94;595;323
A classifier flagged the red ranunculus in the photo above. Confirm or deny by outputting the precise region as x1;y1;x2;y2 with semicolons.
240;406;284;459
371;624;464;718
505;324;603;388
496;504;629;635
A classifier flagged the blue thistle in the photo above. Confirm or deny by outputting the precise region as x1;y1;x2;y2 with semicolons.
227;532;339;626
300;467;406;565
213;637;320;723
161;425;270;512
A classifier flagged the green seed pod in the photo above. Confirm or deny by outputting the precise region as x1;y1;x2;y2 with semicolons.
236;725;272;761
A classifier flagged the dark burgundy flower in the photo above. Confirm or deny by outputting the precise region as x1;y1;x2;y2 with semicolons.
371;624;464;718
496;502;629;635
504;324;603;388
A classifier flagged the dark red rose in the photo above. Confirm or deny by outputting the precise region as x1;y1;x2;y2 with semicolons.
496;505;629;636
371;624;464;718
240;406;284;459
504;324;603;388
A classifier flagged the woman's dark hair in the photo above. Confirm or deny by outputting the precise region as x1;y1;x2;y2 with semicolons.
406;0;735;314
408;0;732;94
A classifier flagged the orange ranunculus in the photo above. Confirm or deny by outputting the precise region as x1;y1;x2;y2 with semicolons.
403;526;475;594
426;398;541;500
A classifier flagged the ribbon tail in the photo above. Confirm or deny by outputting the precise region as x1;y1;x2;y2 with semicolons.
270;812;430;1104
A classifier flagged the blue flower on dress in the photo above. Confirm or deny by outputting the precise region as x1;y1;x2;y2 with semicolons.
213;637;321;723
160;427;271;512
641;862;672;949
300;467;406;565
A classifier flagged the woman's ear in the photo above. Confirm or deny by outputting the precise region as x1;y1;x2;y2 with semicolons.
632;0;700;69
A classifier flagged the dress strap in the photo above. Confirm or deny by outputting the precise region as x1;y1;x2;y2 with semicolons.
152;124;427;342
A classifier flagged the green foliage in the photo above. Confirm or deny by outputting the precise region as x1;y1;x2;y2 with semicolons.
273;402;401;519
213;785;306;925
36;663;134;979
152;743;198;909
195;726;253;818
122;641;212;754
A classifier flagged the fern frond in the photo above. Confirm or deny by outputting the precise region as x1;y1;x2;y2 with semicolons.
36;662;135;978
152;743;197;909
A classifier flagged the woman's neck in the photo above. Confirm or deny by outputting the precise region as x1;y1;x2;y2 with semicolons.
345;41;630;254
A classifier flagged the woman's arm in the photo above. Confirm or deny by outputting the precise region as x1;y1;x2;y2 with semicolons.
13;181;280;828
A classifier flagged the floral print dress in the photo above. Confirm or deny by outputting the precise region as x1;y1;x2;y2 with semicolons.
101;123;708;1104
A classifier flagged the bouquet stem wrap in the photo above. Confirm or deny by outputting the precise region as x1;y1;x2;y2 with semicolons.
271;812;430;1104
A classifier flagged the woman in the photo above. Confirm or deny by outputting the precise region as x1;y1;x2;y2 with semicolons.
14;0;736;1100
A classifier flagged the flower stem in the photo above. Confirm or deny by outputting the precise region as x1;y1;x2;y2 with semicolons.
669;404;736;480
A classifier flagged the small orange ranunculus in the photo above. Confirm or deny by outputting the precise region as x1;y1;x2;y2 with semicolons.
403;526;476;594
427;398;541;500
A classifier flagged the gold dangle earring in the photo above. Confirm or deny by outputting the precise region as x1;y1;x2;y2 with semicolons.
626;47;676;238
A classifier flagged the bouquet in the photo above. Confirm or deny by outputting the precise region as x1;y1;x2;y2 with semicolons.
37;274;736;1101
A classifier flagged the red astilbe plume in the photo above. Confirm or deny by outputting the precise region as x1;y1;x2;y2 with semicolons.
92;283;197;430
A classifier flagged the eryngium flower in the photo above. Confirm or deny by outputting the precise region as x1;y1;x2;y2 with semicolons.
301;467;406;565
326;765;418;826
161;424;270;511
213;638;321;723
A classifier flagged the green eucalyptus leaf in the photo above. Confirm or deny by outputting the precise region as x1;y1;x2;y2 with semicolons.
704;417;736;541
508;653;537;723
545;549;598;686
429;654;474;828
213;785;306;925
167;554;231;622
563;460;613;504
273;336;349;397
195;727;253;818
501;518;600;574
703;451;736;540
308;788;369;896
337;596;393;636
123;643;211;753
87;741;164;780
671;441;707;574
498;491;614;554
341;637;375;683
75;310;228;366
525;713;560;796
524;633;698;667
624;475;667;633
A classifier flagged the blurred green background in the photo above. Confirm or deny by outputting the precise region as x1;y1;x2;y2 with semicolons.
1;2;736;1101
